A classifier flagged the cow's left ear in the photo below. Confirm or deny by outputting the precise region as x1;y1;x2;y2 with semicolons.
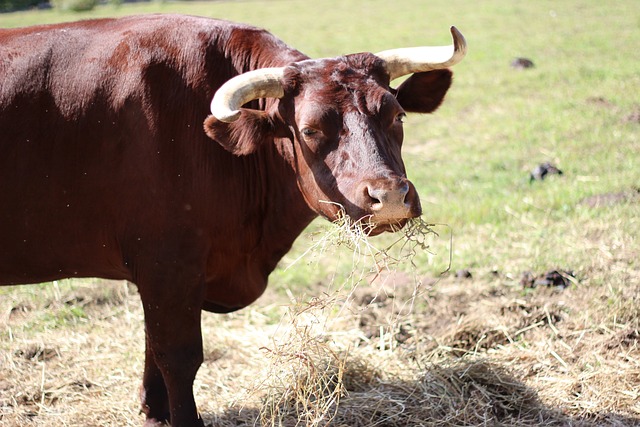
204;110;276;156
394;69;453;114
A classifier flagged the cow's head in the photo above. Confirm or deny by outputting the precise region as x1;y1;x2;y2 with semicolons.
205;27;466;235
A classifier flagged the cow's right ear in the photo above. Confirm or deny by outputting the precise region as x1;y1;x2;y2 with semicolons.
204;110;277;156
394;69;453;114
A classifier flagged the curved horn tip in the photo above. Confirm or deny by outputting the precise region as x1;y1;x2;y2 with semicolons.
220;113;242;123
209;96;242;122
213;110;242;123
450;26;467;50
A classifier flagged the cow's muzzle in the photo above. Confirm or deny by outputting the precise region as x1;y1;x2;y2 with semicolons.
356;177;422;233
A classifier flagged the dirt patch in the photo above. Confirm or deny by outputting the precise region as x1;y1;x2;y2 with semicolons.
529;162;563;182
605;328;639;350
14;344;59;362
520;270;577;289
586;96;615;108
511;57;535;69
623;105;640;123
580;188;640;208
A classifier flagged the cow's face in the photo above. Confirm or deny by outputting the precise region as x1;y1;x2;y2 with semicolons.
204;55;453;235
275;55;449;234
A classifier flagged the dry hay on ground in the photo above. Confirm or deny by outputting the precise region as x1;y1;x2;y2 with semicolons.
1;220;639;426
1;269;638;426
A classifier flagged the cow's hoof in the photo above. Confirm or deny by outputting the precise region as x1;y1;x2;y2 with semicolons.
143;418;169;427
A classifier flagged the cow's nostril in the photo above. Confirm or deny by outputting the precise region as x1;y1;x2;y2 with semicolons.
366;186;384;210
399;182;410;204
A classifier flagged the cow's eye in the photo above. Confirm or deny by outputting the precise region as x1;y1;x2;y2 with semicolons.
301;128;318;136
395;113;406;123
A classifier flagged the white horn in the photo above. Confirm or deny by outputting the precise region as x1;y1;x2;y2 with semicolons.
375;26;467;81
210;67;285;123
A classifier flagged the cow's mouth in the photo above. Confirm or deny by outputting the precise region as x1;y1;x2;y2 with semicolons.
318;200;416;237
329;211;410;237
365;218;409;236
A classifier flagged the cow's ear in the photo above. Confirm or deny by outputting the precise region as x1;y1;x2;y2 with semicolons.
204;110;275;156
394;69;453;114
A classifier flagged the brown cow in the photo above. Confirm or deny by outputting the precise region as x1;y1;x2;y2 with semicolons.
0;14;465;426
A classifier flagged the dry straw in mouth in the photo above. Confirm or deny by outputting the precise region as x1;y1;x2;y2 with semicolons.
287;206;443;276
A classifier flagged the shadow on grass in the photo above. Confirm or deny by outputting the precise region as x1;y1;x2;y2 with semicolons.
205;359;639;427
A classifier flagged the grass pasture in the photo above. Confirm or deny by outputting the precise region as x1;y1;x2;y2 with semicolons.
1;0;639;425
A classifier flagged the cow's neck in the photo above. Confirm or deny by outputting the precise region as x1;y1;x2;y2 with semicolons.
250;141;318;262
202;136;316;313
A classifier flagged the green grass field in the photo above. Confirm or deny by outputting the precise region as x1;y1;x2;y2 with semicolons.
1;1;639;425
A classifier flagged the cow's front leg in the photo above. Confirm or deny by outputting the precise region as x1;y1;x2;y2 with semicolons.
138;281;206;427
140;337;170;426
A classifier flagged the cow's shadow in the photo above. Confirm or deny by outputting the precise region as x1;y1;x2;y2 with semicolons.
203;359;639;427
